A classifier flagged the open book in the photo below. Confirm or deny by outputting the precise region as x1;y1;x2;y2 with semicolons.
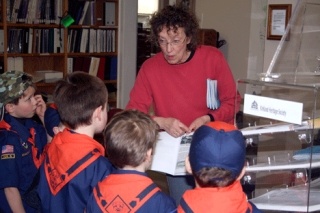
150;131;193;176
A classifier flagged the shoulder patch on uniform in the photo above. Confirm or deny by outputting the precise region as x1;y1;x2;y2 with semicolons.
2;145;14;154
107;195;131;212
1;153;15;159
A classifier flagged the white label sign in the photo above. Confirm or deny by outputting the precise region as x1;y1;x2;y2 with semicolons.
243;94;303;124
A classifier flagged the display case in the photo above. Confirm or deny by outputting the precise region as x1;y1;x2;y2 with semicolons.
237;0;320;212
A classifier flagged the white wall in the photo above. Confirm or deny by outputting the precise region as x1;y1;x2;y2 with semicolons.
263;0;298;72
195;0;252;83
118;0;138;108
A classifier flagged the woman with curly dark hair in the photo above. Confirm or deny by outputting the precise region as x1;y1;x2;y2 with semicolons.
127;4;241;204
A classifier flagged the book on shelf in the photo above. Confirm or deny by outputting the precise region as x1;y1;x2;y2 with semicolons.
7;57;24;72
73;57;83;72
82;57;91;73
104;2;115;26
82;1;95;25
150;131;193;176
88;57;100;77
11;0;59;24
35;70;63;83
96;57;106;80
67;58;73;74
11;0;22;23
78;1;90;25
109;56;117;80
89;29;97;53
17;0;29;23
80;28;89;53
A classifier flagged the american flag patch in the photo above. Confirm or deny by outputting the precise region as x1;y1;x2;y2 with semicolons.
2;145;14;154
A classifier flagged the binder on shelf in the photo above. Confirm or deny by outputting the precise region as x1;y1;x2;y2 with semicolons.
109;56;117;80
104;2;115;26
83;1;95;25
80;29;89;53
78;1;90;25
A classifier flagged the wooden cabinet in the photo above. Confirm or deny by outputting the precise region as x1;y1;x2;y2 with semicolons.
0;0;119;107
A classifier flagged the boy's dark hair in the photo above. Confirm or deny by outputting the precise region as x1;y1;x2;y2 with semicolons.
194;167;235;188
53;71;108;129
104;110;159;169
149;5;199;51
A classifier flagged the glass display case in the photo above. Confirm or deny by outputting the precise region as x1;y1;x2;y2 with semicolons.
237;0;320;212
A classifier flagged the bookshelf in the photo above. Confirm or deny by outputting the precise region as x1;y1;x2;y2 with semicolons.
0;0;119;107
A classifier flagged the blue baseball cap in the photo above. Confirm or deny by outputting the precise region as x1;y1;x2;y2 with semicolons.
44;104;61;137
189;121;246;178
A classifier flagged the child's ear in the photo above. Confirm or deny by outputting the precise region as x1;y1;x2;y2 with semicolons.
185;156;192;174
236;166;246;181
5;103;14;113
145;148;153;166
93;105;103;121
147;148;152;157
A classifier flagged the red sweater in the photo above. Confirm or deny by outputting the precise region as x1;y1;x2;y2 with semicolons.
126;45;241;125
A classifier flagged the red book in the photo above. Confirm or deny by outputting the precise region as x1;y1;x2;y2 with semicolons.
96;57;106;80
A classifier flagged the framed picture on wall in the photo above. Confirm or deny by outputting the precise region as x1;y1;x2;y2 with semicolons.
176;0;195;12
267;4;292;40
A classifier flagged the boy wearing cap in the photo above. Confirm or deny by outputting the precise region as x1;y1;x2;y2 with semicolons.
178;121;261;213
37;71;115;212
0;71;48;213
86;110;177;213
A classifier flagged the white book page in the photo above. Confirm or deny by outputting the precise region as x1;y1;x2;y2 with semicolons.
150;132;192;175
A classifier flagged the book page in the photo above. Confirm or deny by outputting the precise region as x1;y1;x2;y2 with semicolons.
150;132;193;175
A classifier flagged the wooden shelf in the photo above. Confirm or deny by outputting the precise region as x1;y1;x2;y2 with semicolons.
1;0;119;107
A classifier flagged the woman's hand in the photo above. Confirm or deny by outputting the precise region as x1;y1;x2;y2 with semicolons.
153;117;189;138
188;115;211;132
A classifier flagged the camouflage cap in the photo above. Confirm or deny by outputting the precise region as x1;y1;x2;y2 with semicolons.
0;70;33;108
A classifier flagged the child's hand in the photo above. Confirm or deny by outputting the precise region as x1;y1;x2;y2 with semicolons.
35;94;47;120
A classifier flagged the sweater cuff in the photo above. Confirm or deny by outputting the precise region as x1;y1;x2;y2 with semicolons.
207;114;214;122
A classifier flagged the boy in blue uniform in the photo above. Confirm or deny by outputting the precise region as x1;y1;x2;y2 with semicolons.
0;71;48;213
178;121;262;213
86;110;177;213
37;71;114;212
